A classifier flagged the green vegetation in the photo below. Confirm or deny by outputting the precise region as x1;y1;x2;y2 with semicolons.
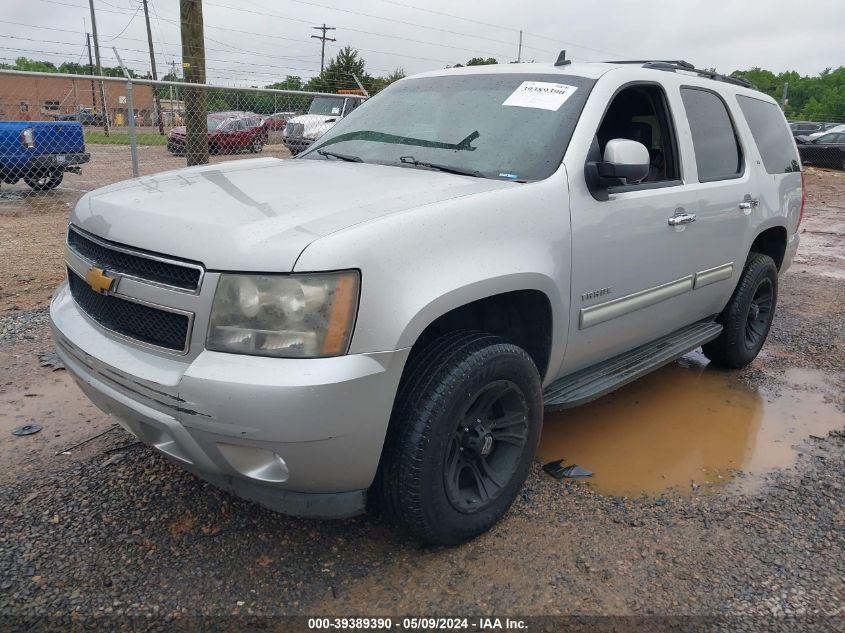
85;131;167;145
730;67;845;121
1;56;138;77
448;58;499;68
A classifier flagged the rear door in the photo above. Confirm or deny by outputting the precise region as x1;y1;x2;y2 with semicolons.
672;86;754;321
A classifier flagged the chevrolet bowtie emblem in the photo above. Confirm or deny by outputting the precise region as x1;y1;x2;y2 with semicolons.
84;267;115;294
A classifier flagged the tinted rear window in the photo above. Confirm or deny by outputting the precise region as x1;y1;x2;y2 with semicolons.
681;88;743;182
737;96;800;174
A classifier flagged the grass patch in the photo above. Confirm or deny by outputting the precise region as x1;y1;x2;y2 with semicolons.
85;131;168;146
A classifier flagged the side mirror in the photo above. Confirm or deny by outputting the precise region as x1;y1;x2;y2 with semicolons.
599;139;650;183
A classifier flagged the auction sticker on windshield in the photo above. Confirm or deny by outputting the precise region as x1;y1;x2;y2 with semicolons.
502;81;578;111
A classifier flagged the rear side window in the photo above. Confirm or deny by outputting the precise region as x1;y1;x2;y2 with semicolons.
737;96;800;174
681;87;743;182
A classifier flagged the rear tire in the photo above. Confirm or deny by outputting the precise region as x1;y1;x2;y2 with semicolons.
373;331;543;545
703;253;778;368
24;171;63;191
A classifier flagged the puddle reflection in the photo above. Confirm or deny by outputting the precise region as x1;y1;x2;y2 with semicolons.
539;354;844;496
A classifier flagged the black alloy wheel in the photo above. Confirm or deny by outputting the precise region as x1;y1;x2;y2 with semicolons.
444;380;529;513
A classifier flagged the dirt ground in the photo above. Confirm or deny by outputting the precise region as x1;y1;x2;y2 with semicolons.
0;157;844;630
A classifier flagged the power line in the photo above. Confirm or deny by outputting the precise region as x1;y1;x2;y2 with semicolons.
377;0;630;59
104;1;142;42
40;0;525;64
217;0;526;60
243;0;551;54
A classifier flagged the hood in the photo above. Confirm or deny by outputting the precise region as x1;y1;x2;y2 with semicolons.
169;126;187;137
285;114;339;140
289;114;337;125
72;157;514;272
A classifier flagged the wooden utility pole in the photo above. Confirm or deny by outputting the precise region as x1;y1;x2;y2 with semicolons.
87;0;110;135
86;33;97;113
311;24;336;73
142;0;165;134
180;0;208;165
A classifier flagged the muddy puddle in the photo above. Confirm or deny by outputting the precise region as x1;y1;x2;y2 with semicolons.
0;352;112;481
539;353;844;496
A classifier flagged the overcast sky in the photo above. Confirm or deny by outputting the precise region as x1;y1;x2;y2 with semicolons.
4;0;843;85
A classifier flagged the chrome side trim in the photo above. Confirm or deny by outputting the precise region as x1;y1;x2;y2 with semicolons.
579;275;694;330
67;268;195;355
67;224;205;295
694;262;734;289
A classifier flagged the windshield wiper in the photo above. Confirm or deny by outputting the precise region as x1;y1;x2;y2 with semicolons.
317;149;362;162
399;155;483;178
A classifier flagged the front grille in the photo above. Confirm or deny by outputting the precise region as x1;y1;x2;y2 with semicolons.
68;270;191;352
285;122;304;137
67;227;202;291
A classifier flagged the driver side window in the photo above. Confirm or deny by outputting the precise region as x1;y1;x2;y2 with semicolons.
593;84;680;186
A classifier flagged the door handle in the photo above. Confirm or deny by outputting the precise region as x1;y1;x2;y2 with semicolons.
668;212;697;226
739;195;760;211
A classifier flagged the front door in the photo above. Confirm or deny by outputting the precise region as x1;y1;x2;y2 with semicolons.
561;82;701;375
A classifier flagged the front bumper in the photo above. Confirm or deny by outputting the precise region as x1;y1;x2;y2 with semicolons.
50;283;409;518
282;136;314;154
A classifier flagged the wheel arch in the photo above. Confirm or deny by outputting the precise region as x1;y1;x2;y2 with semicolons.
749;224;788;270
397;276;560;381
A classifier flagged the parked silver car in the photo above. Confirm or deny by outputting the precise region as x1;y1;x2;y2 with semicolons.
51;58;802;544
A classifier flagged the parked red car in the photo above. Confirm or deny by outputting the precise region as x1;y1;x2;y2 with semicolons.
261;111;297;132
167;112;265;155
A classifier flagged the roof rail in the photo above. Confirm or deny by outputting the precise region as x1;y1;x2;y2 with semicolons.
605;59;757;90
606;60;695;69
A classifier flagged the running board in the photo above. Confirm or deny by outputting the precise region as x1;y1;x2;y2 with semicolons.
543;320;723;410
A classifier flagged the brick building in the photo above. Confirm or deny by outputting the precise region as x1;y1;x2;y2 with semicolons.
0;73;155;123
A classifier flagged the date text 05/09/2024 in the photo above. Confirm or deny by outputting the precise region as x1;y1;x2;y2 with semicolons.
307;617;528;630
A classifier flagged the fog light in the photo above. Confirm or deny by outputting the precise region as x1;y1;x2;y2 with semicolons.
217;443;289;483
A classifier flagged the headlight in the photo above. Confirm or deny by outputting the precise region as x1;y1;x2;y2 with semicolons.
206;271;359;358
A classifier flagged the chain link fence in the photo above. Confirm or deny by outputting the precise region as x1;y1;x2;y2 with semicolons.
790;117;845;170
0;68;366;211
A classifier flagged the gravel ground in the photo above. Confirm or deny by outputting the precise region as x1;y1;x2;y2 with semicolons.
0;167;844;632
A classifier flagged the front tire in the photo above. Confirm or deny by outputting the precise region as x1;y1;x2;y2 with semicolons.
250;137;263;153
374;331;543;545
703;253;778;368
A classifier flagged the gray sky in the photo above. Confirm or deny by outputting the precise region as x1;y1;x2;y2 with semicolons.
4;0;843;85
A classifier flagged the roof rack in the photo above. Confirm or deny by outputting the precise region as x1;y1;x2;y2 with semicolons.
604;59;757;90
605;60;695;69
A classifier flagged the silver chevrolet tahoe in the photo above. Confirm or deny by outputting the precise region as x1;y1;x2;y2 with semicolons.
51;58;802;545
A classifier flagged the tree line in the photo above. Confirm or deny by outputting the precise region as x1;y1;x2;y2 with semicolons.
730;67;845;122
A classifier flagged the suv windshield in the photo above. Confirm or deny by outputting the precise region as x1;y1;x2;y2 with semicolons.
309;97;346;116
302;73;595;181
